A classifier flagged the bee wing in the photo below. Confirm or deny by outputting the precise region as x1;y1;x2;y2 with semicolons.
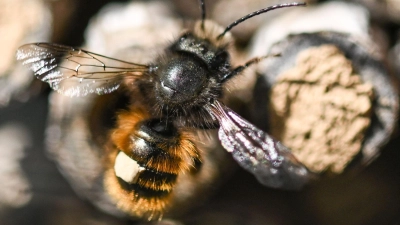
206;101;313;190
16;43;151;97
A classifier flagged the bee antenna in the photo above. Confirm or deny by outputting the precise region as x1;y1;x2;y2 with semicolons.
198;0;206;30
217;2;306;40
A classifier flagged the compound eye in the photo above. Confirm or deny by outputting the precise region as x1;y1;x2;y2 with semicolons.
212;51;229;70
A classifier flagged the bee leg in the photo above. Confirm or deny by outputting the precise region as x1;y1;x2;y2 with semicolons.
221;54;280;82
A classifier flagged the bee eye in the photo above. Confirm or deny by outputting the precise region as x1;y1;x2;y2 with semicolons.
211;51;229;71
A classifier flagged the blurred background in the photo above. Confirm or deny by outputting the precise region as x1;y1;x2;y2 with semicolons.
1;0;400;224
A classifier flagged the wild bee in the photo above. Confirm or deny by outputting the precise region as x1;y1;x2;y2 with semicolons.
16;0;311;220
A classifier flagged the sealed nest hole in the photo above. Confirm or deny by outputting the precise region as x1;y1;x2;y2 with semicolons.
252;32;398;174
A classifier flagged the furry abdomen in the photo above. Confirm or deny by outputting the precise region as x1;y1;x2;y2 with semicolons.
104;108;201;220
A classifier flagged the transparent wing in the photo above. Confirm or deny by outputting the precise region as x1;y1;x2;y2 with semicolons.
16;43;151;97
206;101;313;190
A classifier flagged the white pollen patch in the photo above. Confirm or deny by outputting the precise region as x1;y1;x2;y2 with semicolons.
114;151;144;184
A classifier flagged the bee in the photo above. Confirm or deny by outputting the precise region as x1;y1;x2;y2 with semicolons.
16;0;311;221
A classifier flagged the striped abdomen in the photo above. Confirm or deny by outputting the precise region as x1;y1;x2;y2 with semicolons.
104;109;200;220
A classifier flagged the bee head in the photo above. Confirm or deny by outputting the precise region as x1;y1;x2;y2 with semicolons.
154;32;229;105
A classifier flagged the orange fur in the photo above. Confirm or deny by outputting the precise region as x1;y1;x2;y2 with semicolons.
104;106;201;220
111;107;148;152
104;167;169;220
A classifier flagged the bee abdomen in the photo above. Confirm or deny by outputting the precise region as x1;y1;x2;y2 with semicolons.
117;174;174;197
136;169;177;191
129;135;183;174
113;150;178;192
105;109;201;219
106;149;176;219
